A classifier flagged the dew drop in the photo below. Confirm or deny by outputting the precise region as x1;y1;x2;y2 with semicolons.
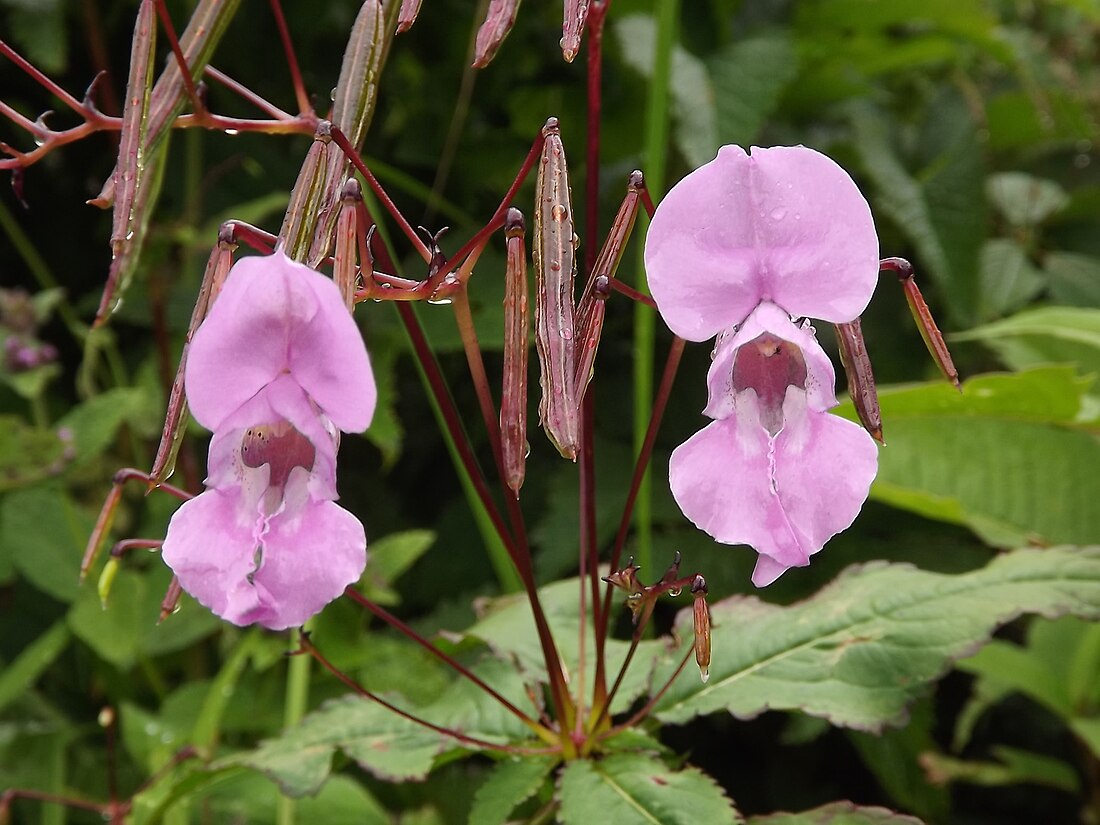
667;586;682;597
769;207;787;221
224;129;240;136
427;296;453;305
551;204;568;222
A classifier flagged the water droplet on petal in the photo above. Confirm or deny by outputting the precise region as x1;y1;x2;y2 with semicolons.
769;207;787;221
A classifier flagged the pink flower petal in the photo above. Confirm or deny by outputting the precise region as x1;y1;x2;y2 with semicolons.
162;487;366;630
205;374;339;502
669;389;877;584
704;301;837;421
186;252;375;433
243;500;367;630
645;145;879;341
161;488;268;625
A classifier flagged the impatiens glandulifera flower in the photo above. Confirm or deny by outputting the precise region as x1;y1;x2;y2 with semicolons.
645;145;880;586
162;251;376;629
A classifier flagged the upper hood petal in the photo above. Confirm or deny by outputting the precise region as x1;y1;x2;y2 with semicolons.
645;145;879;341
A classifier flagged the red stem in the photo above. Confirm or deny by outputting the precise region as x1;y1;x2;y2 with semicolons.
0;39;86;114
342;588;547;734
205;66;293;119
393;301;574;732
153;0;202;110
301;630;555;752
267;0;313;116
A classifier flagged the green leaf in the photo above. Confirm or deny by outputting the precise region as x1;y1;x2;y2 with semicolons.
1044;252;1100;307
836;367;1100;547
986;172;1069;227
652;546;1100;731
67;565;219;668
464;576;669;715
977;239;1045;321
557;754;740;825
58;387;148;465
358;529;436;606
956;615;1100;757
747;801;924;824
920;746;1079;793
227;656;535;796
469;756;556;825
709;34;798;146
615;15;718;168
954;306;1100;378
848;99;985;324
0;485;93;602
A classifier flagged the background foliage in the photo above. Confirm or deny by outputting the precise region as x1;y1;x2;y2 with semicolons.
2;0;1099;822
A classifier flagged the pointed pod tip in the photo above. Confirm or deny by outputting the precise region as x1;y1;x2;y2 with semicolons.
698;667;710;684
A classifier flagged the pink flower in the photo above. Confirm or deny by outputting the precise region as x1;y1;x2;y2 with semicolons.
645;145;880;586
162;252;376;629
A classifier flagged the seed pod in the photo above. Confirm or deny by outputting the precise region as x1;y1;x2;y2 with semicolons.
691;575;711;683
834;318;883;444
882;257;961;390
473;0;521;68
501;208;529;497
94;0;242;322
574;170;644;399
533;118;580;460
397;0;423;32
334;179;364;310
149;229;235;486
279;122;333;262
307;0;388;266
561;0;591;62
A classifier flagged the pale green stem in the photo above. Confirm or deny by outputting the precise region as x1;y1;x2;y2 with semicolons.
632;0;679;576
277;629;311;825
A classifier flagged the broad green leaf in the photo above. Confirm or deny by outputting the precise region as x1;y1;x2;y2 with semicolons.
465;575;670;715
956;615;1100;757
1045;252;1100;307
67;565;219;668
58;386;149;465
747;802;923;824
652;546;1100;731
836;367;1100;547
709;35;798;146
186;772;390;825
1;485;92;602
615;15;718;168
469;756;557;825
976;239;1045;321
849;99;985;324
986;172;1069;227
228;656;536;796
557;754;740;825
954;306;1100;378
